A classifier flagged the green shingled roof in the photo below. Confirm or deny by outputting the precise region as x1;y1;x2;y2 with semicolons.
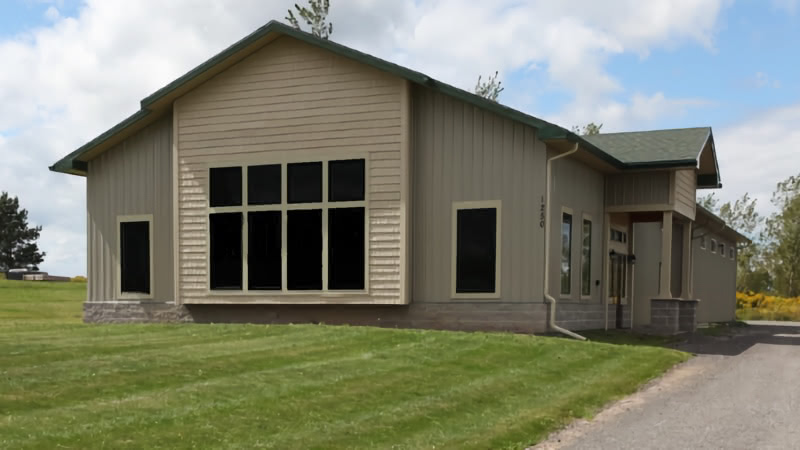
584;127;712;166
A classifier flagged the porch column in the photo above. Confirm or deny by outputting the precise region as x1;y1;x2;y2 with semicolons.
658;211;673;298
681;222;692;299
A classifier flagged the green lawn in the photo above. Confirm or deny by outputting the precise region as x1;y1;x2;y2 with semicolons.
0;278;689;449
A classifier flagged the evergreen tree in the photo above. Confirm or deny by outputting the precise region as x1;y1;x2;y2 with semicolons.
0;192;45;271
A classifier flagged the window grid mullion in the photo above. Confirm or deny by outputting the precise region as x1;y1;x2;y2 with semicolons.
281;162;288;293
242;166;249;292
322;160;329;291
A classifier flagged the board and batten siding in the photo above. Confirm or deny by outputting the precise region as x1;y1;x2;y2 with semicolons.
174;36;408;305
411;87;547;303
86;114;174;302
674;169;697;220
549;155;605;303
605;172;671;210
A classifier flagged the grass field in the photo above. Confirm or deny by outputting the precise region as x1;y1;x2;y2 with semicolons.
0;278;689;449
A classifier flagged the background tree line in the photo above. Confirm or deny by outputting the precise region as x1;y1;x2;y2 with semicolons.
699;174;800;297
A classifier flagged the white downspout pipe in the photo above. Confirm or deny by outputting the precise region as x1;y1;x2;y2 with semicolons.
543;143;586;340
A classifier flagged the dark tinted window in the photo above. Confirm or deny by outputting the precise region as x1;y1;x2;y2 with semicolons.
210;213;242;290
248;164;281;205
287;162;322;204
120;221;150;294
329;159;365;202
328;207;365;290
210;167;242;207
248;211;281;290
455;208;497;293
287;209;322;290
561;212;572;295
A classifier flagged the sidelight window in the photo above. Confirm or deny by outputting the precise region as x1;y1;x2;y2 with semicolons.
581;217;592;298
561;210;573;296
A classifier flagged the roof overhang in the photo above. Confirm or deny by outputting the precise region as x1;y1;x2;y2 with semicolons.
696;130;722;189
695;203;750;244
51;20;569;177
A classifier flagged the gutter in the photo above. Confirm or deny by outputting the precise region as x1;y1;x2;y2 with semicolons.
543;143;586;341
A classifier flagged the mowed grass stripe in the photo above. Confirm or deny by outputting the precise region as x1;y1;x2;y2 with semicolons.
1;325;404;413
0;279;689;449
1;329;487;447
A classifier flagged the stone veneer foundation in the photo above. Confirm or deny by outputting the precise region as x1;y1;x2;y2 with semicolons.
84;301;632;334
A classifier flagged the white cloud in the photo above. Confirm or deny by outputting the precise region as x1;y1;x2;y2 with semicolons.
771;0;799;14
0;0;728;276
714;105;800;217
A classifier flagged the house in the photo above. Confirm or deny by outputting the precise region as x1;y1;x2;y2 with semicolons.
50;21;747;335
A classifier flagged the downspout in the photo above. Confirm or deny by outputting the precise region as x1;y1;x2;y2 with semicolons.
544;143;586;340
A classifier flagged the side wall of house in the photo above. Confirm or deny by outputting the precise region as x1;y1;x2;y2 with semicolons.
411;86;546;303
692;227;737;323
549;156;606;304
86;114;174;303
174;35;408;305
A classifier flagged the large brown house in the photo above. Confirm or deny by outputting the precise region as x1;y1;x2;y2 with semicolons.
51;21;746;335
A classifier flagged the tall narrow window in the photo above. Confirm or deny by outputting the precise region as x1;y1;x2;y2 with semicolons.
719;243;725;257
581;218;592;297
119;219;150;295
248;211;281;290
287;209;322;290
453;202;501;296
561;212;573;295
210;213;242;290
328;208;365;289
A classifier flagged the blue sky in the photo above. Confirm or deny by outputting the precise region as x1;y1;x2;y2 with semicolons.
1;0;799;276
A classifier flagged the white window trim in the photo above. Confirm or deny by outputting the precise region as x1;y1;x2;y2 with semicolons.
451;200;502;300
116;214;154;300
205;154;370;296
580;213;593;300
719;242;725;257
560;206;574;300
711;238;717;252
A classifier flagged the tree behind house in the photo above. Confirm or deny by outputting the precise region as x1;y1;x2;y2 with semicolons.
0;192;45;271
571;122;603;135
474;71;504;102
286;0;333;39
766;175;800;297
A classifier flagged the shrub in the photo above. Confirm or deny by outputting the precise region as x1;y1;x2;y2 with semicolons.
736;292;800;321
70;276;87;283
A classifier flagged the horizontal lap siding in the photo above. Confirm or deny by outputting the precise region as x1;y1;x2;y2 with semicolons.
412;87;547;302
86;115;174;302
175;36;405;304
674;169;697;220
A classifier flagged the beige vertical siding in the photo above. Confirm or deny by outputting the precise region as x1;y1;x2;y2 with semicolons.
411;87;547;303
549;156;606;303
86;114;174;302
692;228;737;322
175;36;406;304
632;222;661;326
605;172;671;209
674;169;697;220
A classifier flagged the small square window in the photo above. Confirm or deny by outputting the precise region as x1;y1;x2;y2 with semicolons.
329;159;365;202
287;162;322;204
210;167;242;207
248;164;281;205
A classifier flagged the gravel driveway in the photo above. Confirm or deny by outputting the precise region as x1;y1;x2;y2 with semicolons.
535;321;800;450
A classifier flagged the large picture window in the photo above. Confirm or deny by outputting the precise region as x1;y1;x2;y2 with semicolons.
451;201;501;298
118;215;152;298
208;158;367;293
561;210;573;296
581;217;592;298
